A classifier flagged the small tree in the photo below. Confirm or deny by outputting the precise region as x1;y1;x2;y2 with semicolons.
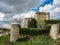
14;17;23;28
14;17;22;25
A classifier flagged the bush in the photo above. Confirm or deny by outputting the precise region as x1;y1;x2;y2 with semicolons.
20;25;51;35
44;24;51;29
0;28;10;31
45;20;60;24
28;18;37;28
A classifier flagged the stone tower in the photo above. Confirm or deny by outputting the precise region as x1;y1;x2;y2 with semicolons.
10;24;20;42
34;12;50;21
34;12;50;28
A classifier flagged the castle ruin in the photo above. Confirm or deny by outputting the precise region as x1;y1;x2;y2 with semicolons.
24;12;50;28
24;18;32;28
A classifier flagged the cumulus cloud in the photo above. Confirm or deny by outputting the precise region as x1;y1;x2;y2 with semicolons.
0;24;11;28
0;12;5;21
12;11;35;19
0;0;45;14
0;0;46;28
39;4;54;12
39;0;60;19
53;0;60;5
0;0;46;22
0;2;15;14
53;7;60;13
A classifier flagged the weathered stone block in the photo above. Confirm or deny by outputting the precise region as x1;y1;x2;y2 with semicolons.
10;24;20;42
50;24;59;40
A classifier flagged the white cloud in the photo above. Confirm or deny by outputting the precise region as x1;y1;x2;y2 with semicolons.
39;4;53;12
12;11;35;27
39;0;60;19
0;12;5;21
54;0;60;5
12;11;35;19
20;11;35;18
53;7;60;13
12;15;21;19
0;0;46;28
0;24;11;28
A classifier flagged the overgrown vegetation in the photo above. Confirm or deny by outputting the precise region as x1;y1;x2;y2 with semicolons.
45;20;60;24
0;35;53;45
37;18;46;29
0;28;10;31
20;24;51;35
28;18;37;28
0;20;60;45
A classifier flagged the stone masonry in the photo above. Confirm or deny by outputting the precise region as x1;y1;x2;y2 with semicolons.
10;24;20;42
34;12;50;28
24;18;32;28
24;12;50;28
34;12;50;21
50;24;59;40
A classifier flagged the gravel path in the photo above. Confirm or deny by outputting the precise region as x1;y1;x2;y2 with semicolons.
0;32;8;37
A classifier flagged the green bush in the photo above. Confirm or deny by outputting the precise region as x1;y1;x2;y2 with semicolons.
28;18;37;28
0;28;10;31
20;25;51;35
45;20;60;24
45;24;52;29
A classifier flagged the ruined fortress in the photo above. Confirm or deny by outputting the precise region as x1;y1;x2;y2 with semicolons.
24;18;33;28
34;12;50;21
24;12;50;28
10;12;50;42
10;12;60;42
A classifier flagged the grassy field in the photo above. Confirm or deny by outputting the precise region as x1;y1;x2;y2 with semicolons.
0;34;54;45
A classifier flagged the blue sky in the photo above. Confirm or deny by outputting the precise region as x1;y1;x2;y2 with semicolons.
36;0;60;19
33;0;53;12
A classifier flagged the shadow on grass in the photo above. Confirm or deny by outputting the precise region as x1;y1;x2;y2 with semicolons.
16;37;30;42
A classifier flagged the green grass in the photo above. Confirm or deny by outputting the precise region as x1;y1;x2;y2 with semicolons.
0;34;53;45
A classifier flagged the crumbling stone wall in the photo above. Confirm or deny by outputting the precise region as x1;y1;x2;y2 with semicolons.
34;12;50;28
50;24;59;40
10;24;20;42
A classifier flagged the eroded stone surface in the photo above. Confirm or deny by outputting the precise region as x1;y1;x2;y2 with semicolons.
10;24;20;42
50;24;59;40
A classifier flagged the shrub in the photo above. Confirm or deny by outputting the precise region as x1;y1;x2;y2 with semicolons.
20;25;51;35
28;18;37;28
45;24;52;29
45;20;60;24
0;28;10;31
